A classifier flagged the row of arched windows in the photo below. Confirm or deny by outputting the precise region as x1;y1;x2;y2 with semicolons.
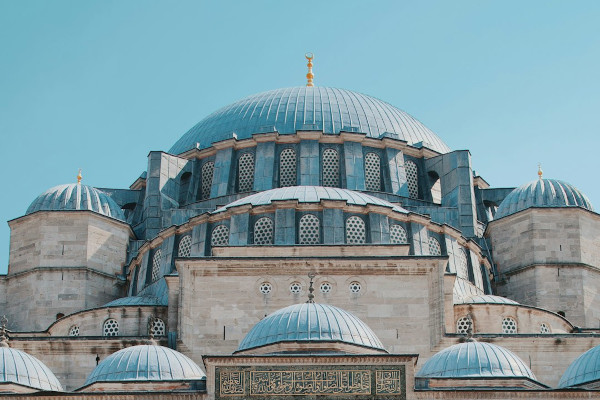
180;151;423;204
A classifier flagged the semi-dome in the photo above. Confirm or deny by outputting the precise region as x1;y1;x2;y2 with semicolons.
169;86;450;155
84;345;205;385
416;341;536;380
0;347;63;391
456;294;519;305
558;344;600;388
495;178;593;219
236;302;385;352
214;186;408;214
26;183;125;221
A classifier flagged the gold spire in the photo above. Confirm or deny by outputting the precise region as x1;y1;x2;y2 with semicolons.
537;163;543;180
307;272;315;303
305;52;314;87
77;169;82;185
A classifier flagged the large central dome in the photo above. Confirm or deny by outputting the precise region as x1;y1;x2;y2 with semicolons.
169;86;450;154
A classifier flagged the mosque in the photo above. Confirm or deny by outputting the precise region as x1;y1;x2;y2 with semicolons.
2;55;600;399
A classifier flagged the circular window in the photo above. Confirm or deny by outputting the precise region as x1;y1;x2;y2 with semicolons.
320;282;332;294
501;317;517;334
259;282;272;294
290;282;302;294
68;325;80;337
456;316;472;334
349;281;361;293
103;318;119;337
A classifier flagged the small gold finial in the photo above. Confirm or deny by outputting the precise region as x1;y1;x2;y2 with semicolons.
77;169;82;184
537;163;543;180
305;52;314;87
307;272;316;303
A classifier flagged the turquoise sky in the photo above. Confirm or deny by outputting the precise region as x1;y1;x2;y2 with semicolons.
1;1;599;274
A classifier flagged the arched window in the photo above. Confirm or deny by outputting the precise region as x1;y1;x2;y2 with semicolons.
254;217;274;245
346;216;366;244
151;250;162;282
502;317;517;334
390;224;408;244
201;161;214;200
428;171;441;204
405;160;419;199
211;225;230;247
178;172;191;205
456;316;473;334
103;319;119;336
238;153;255;192
149;318;166;337
364;153;381;191
279;148;297;187
456;248;469;280
540;323;551;334
322;148;340;187
428;237;442;256
178;235;192;257
299;214;320;245
68;325;80;336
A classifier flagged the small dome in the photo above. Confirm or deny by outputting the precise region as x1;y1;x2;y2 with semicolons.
416;341;536;380
0;347;63;391
215;186;407;214
237;303;385;352
495;179;593;219
103;296;165;307
169;87;450;155
84;345;205;385
559;344;600;388
26;183;125;221
456;294;519;305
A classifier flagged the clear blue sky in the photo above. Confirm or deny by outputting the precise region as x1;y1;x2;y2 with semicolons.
1;1;599;274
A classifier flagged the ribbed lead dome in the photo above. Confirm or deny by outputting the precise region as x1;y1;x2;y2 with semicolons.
169;87;450;155
84;345;205;385
237;303;385;352
26;183;125;221
214;186;407;214
416;341;536;380
559;344;600;388
495;178;593;219
0;347;63;391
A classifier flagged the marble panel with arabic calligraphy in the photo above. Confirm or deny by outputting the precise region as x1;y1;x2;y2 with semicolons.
215;365;405;400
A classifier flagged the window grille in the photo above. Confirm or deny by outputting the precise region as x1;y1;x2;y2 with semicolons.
390;224;408;244
211;225;229;247
68;325;80;337
151;250;162;282
346;216;366;244
456;249;469;280
279;148;297;187
201;162;214;200
364;153;382;191
299;214;320;245
349;281;362;293
103;319;119;336
405;160;419;199
456;316;472;334
289;282;302;294
178;235;192;257
259;282;272;294
322;148;340;187
502;317;517;334
238;153;254;192
254;217;274;245
428;237;442;256
149;318;166;337
320;282;332;293
540;323;551;334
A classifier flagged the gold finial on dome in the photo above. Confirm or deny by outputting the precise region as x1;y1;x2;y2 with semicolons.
307;272;316;303
305;52;314;87
77;169;82;184
537;163;543;180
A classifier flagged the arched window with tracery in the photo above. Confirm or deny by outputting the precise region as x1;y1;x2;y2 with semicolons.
346;216;366;244
279;148;297;187
299;214;320;244
390;224;408;244
178;235;192;257
364;153;382;191
254;217;274;245
237;153;255;192
211;225;230;247
405;160;419;199
200;161;214;200
322;148;340;187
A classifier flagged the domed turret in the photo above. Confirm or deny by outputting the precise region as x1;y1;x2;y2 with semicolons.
416;341;536;381
236;302;385;353
26;183;125;221
169;86;450;155
84;345;205;386
559;344;600;388
495;178;593;219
